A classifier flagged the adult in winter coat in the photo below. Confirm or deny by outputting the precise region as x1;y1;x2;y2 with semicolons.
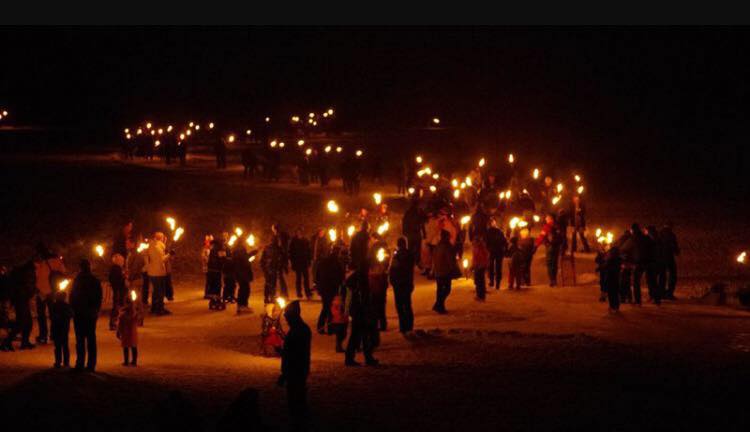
315;247;345;333
108;254;127;330
535;215;562;287
70;259;103;372
344;271;379;367
432;230;457;314
271;223;291;299
570;195;590;253
289;229;313;300
278;301;311;429
349;221;371;272
620;224;648;305
402;199;426;262
472;237;490;300
261;238;283;304
33;243;66;344
601;247;622;312
145;232;172;315
659;222;680;299
233;246;257;313
1;261;36;351
389;237;415;333
486;218;508;290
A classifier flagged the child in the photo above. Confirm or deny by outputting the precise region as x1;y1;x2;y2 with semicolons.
109;254;126;331
260;302;285;357
507;237;524;290
116;291;139;366
472;237;489;301
329;286;348;353
50;289;72;368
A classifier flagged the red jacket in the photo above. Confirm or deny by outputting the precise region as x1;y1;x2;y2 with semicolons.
535;221;555;247
117;303;138;348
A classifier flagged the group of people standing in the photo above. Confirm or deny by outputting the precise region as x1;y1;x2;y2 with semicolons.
596;222;680;312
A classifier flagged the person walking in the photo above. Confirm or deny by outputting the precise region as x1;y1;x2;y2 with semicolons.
486;218;507;290
344;270;379;367
368;234;390;331
402;199;425;263
233;246;257;314
389;237;415;333
261;237;283;304
432;230;456;314
289;229;313;300
315;246;345;334
277;301;311;430
70;259;102;372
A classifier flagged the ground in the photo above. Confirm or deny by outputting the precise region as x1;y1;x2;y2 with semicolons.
1;154;750;431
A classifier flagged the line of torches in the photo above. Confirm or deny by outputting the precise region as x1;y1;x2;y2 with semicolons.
325;197;389;263
412;152;586;231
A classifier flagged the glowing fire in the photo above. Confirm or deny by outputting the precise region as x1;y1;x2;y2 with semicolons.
130;290;137;302
460;215;471;226
533;168;540;179
376;248;387;262
478;157;485;167
415;155;423;164
173;227;184;242
373;193;382;205
137;242;149;253
166;217;176;231
377;221;390;236
276;297;287;309
574;174;582;182
738;252;747;264
58;279;70;291
228;235;238;247
94;244;105;257
246;234;255;247
326;200;339;213
552;195;562;205
577;185;584;194
347;225;356;237
328;228;337;242
556;183;564;193
234;227;243;237
356;150;363;157
508;153;514;164
462;258;469;269
509;217;521;230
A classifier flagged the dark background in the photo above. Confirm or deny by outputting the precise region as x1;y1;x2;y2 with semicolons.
1;27;748;199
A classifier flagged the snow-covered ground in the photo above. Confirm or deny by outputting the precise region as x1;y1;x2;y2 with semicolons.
1;155;749;431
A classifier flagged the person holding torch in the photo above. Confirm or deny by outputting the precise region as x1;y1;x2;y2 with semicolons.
145;232;173;315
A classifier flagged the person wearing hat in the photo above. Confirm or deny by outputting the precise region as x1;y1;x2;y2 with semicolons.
278;300;311;429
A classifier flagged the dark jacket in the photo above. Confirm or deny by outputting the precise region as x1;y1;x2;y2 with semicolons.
659;227;680;259
402;205;425;238
315;253;345;299
289;237;312;271
388;247;414;288
349;230;370;271
432;239;456;278
280;319;311;383
232;248;256;282
50;298;73;340
261;243;282;276
70;271;103;321
108;264;126;305
486;227;508;257
469;209;489;242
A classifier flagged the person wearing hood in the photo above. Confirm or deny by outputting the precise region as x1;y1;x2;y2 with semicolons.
233;245;258;314
277;300;311;429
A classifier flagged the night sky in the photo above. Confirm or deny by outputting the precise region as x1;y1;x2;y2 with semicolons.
1;27;748;197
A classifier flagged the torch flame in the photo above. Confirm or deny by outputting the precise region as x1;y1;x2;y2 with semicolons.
324;145;332;153
248;256;256;263
326;200;339;213
234;227;243;237
297;139;305;146
429;185;437;193
246;234;255;247
595;228;602;238
377;221;390;235
533;215;541;222
451;179;459;188
552;195;562;205
347;225;356;237
533;168;540;179
577;185;584;194
478;157;485;167
738;251;747;264
356;150;363;157
276;297;287;309
556;183;564;193
407;187;415;195
453;189;460;199
508;153;514;164
509;217;521;230
137;242;149;253
465;176;472;187
173;227;184;242
574;174;582;182
130;290;137;302
305;148;313;156
376;248;387;262
228;134;235;143
166;217;176;232
328;228;337;242
462;258;469;269
415;155;423;164
228;235;238;247
58;279;70;291
373;193;382;205
460;215;471;226
94;244;105;257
